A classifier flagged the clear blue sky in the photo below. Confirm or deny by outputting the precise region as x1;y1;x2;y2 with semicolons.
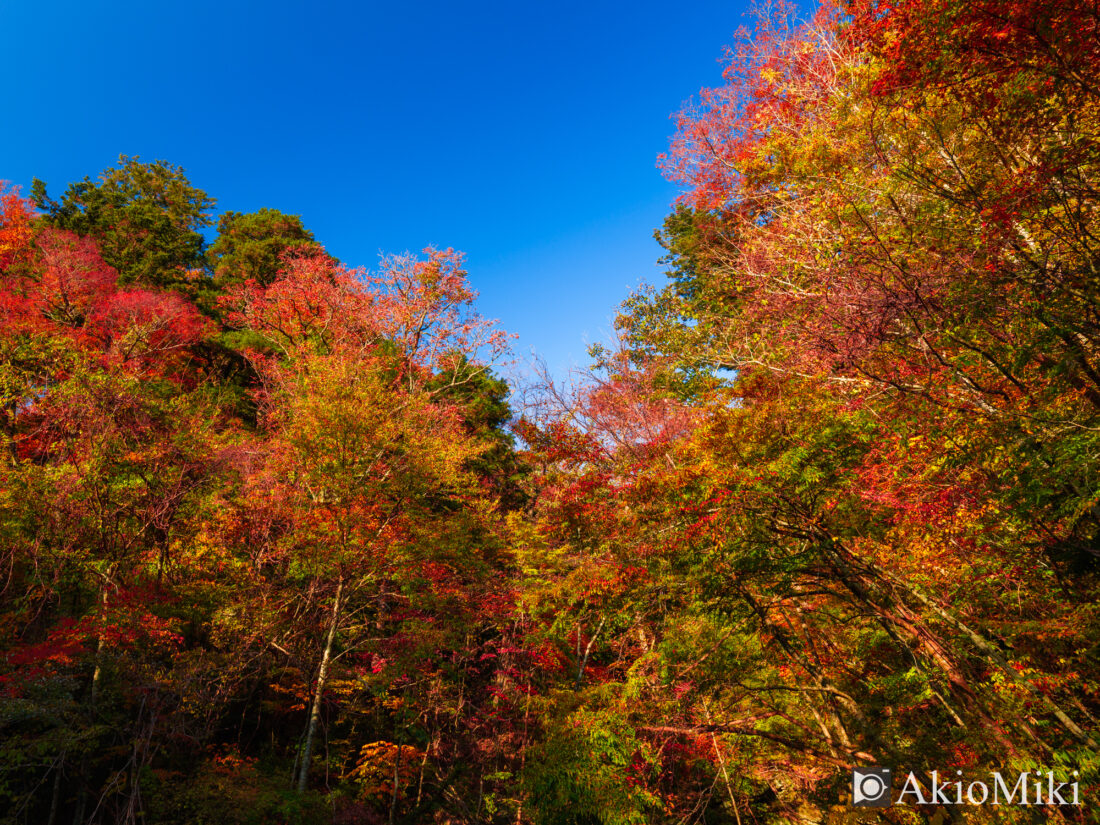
1;0;751;378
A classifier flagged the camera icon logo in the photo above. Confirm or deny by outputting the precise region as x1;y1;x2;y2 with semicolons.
852;767;893;807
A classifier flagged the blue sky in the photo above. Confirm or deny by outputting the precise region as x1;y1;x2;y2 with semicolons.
2;0;751;379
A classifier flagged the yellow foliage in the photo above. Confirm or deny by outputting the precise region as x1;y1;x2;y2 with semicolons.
345;741;425;802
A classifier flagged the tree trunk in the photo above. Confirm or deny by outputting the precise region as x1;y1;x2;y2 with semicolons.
297;577;343;793
388;737;403;825
71;588;109;825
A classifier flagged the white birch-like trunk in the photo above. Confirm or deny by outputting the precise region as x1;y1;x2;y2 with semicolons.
297;577;343;793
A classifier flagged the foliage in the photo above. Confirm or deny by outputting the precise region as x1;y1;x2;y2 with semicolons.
32;156;215;293
3;3;1100;819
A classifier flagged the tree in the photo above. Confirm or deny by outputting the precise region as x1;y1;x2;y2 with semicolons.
32;156;215;293
221;242;520;814
513;0;1100;818
203;208;321;317
427;358;529;510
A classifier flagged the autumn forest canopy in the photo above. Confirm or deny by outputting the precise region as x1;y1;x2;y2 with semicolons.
2;0;1100;822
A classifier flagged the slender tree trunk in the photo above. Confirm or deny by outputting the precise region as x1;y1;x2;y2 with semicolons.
415;745;429;809
72;589;109;825
297;577;343;793
388;737;403;825
47;756;63;825
89;635;106;705
575;617;605;688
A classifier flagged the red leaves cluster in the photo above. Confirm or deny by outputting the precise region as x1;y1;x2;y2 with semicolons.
35;228;116;324
87;289;209;365
223;245;510;379
848;0;1100;101
0;185;209;376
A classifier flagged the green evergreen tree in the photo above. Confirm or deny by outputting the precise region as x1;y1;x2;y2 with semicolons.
31;156;215;294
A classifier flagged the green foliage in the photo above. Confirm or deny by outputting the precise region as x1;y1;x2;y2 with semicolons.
140;755;330;825
427;358;530;509
202;208;321;316
32;155;215;292
524;707;658;825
